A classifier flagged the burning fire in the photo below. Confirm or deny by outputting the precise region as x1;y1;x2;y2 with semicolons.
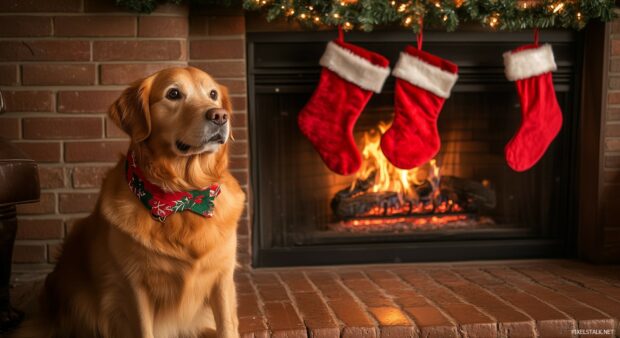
353;122;440;199
330;122;495;232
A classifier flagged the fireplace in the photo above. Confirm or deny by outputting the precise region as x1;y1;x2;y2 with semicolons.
248;30;580;267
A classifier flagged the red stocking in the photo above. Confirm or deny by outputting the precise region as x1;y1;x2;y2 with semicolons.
380;45;458;169
503;43;562;172
298;38;390;175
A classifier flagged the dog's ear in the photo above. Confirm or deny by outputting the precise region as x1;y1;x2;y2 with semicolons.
108;75;154;143
219;84;235;141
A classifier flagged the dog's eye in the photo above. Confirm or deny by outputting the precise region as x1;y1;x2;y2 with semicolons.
166;88;182;100
209;90;218;101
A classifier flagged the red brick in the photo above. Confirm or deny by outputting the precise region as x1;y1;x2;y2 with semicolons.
279;271;314;293
58;90;121;113
105;117;128;138
55;16;136;37
327;299;377;338
613;40;620;56
292;292;340;338
367;307;414;337
208;16;245;35
72;166;112;188
440;303;497;337
48;242;63;263
13;142;61;162
23;117;102;140
230;128;248;141
139;16;188;37
0;16;52;36
59;192;99;213
93;40;186;61
238;315;269;338
0;0;81;12
262;302;306;337
218;79;247;95
611;59;620;73
16;219;64;240
609;108;620;121
38;166;65;189
12;244;46;264
252;272;280;285
229;141;247;156
237;293;263;318
605;138;620;152
0;118;19;139
256;282;290;302
3;91;53;112
190;39;244;60
189;61;245;77
0;64;18;85
231;113;247;127
609;92;620;105
405;306;458;338
0;41;90;61
229;156;248;170
22;64;96;85
64;140;128;162
605;124;620;137
16;193;55;215
231;97;246;111
486;268;614;323
100;63;186;85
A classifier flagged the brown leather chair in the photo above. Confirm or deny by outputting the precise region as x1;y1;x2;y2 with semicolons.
0;90;40;333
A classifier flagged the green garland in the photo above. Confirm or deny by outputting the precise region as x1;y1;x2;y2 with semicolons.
117;0;615;31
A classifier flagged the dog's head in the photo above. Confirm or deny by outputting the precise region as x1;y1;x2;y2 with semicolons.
109;66;232;156
108;67;233;189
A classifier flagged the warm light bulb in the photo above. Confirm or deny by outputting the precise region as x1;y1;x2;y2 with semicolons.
434;2;441;8
553;2;564;13
390;0;396;5
300;13;307;19
344;21;352;29
314;16;320;22
404;16;412;25
398;4;407;12
308;5;313;10
577;12;582;20
443;14;448;21
333;13;340;18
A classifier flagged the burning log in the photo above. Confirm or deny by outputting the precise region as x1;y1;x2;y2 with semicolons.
439;176;496;209
331;174;495;220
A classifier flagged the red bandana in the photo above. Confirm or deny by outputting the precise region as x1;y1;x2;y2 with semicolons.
125;151;221;222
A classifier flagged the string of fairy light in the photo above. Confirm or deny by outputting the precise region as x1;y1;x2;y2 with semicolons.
241;0;615;32
115;0;615;31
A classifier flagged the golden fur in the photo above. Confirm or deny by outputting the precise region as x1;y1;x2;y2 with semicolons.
13;67;245;338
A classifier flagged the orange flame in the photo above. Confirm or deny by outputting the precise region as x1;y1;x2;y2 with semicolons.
353;121;440;199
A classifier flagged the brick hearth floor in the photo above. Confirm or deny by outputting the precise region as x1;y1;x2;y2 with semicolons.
9;260;620;337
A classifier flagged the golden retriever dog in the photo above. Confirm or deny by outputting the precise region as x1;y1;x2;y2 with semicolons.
13;67;245;338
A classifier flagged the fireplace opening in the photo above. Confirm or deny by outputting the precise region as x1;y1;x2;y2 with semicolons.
248;30;580;267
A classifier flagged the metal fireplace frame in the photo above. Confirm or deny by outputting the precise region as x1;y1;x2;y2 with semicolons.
247;29;584;267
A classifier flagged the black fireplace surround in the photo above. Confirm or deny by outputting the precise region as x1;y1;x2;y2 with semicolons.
248;29;581;267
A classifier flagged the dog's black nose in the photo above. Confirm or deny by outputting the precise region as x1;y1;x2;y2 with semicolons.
205;108;228;126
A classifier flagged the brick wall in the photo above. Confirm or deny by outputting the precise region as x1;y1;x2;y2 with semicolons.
603;19;620;259
0;0;250;271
